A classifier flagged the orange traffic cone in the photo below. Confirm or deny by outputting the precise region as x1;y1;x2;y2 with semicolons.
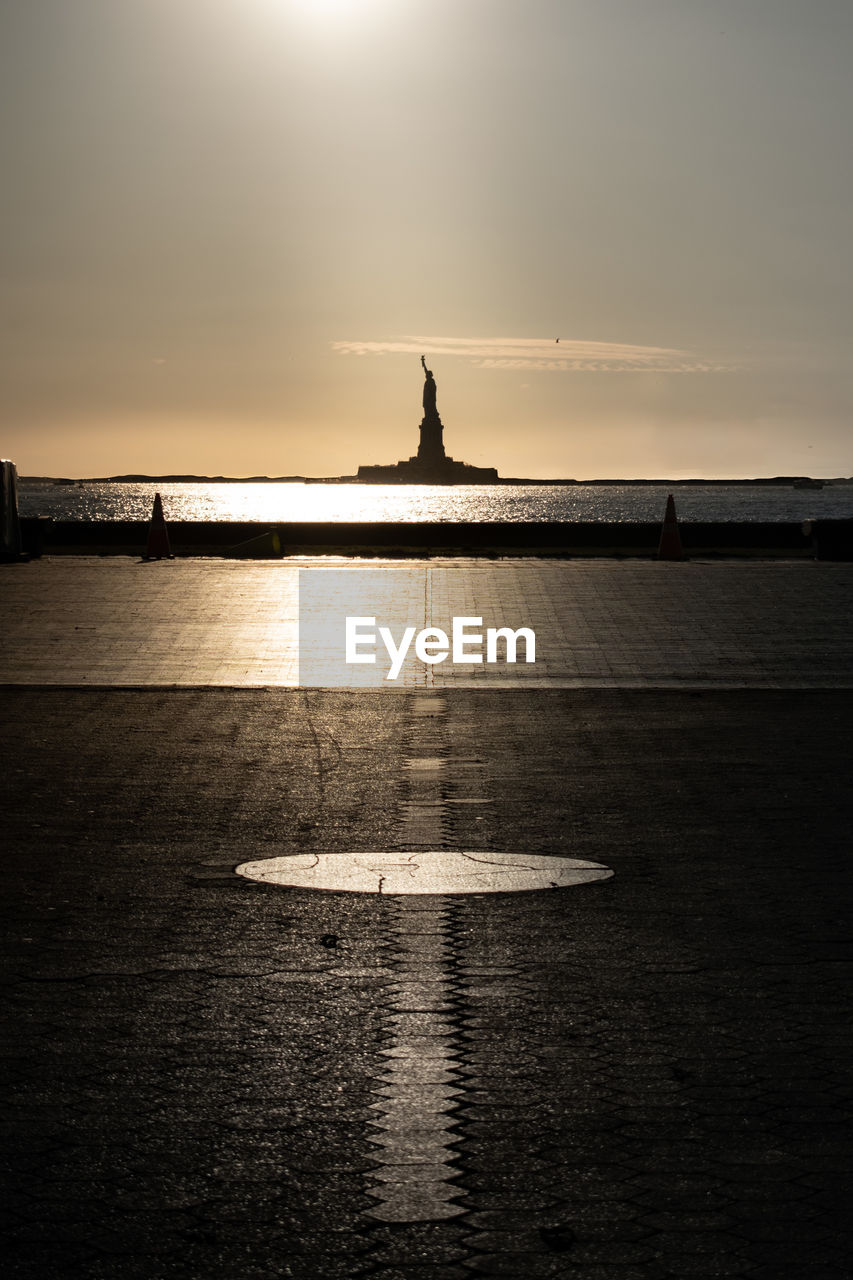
657;493;683;560
144;492;173;559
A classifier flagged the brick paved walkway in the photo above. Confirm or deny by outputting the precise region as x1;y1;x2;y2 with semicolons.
1;558;852;687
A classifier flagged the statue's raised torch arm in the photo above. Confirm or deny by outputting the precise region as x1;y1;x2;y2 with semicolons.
421;355;437;415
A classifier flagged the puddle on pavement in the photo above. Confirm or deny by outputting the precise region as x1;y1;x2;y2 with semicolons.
405;757;445;772
234;849;613;894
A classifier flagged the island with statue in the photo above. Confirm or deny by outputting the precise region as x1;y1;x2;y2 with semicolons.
357;356;499;483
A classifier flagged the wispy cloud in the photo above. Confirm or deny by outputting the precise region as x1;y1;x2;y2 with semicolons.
332;335;730;373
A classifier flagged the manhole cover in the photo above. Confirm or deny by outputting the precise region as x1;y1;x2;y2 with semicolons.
235;850;612;895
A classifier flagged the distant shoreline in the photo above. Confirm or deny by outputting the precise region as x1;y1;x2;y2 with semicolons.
21;474;850;487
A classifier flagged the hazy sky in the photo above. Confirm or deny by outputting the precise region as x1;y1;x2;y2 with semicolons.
2;0;851;478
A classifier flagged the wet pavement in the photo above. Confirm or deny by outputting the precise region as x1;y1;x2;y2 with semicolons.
1;559;852;1278
1;557;852;687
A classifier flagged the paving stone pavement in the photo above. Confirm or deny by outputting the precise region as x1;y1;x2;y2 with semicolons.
1;560;852;1277
1;557;852;687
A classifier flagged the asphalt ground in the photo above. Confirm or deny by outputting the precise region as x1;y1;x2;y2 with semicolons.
1;686;851;1278
1;559;852;1278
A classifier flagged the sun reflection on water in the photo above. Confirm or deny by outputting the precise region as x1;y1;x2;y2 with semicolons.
18;480;853;524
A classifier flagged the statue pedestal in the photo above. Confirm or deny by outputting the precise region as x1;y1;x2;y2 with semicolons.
417;412;446;466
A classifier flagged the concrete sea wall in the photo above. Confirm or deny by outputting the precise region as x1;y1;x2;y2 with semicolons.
18;516;853;559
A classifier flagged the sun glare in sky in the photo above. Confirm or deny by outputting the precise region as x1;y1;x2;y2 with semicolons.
301;0;361;11
286;0;383;22
1;0;851;478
